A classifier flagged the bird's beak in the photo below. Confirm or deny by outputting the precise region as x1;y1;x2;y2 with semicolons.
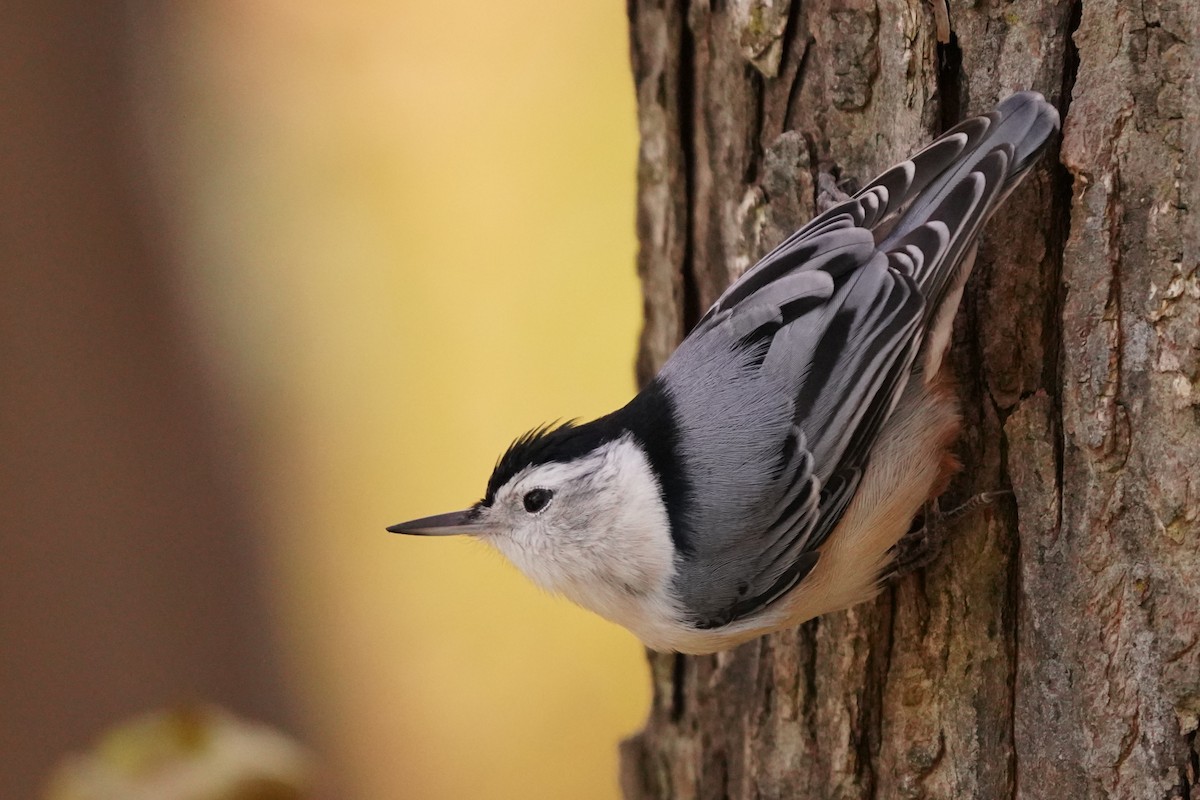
387;509;488;536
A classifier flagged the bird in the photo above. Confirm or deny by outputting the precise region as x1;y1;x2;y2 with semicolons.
389;92;1060;654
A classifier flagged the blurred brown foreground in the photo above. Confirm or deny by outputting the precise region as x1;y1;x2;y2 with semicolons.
1;4;298;797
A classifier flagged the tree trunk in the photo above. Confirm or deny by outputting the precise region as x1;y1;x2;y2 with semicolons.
619;1;1200;798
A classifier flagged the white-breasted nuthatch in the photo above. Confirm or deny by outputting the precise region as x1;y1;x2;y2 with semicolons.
390;92;1060;654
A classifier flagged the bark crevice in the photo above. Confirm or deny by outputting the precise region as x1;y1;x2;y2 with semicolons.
935;30;963;133
678;0;702;331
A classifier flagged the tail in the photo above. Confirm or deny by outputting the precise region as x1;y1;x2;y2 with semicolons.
795;92;1059;378
865;91;1059;311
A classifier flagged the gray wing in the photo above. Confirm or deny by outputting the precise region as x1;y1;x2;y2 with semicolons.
664;92;1059;628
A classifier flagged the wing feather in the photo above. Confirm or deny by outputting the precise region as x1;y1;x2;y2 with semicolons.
666;93;1060;628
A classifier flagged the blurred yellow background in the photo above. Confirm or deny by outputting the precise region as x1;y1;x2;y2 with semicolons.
151;1;648;798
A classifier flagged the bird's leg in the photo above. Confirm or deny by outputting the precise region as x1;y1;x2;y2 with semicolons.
816;170;860;214
887;499;946;577
941;490;1012;521
885;490;1011;580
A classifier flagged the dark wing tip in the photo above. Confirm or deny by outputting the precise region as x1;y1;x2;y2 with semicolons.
693;551;820;630
992;91;1061;170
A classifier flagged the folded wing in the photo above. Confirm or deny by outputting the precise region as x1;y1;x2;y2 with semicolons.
666;92;1060;628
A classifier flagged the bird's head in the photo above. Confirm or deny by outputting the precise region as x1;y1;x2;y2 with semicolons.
389;421;678;605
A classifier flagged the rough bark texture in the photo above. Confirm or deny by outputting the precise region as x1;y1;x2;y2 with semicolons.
620;0;1199;798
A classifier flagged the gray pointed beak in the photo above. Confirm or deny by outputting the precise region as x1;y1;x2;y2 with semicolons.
387;509;487;536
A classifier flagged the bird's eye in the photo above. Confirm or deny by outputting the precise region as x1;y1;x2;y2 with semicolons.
522;488;553;514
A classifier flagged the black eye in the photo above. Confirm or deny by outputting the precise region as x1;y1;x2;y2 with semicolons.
523;488;553;513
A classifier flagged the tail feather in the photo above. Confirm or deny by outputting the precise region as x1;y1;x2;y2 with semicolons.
882;91;1059;252
814;91;1059;376
842;92;1059;335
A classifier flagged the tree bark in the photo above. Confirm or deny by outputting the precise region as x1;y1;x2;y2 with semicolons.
620;1;1200;798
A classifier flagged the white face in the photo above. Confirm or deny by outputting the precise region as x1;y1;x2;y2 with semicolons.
474;436;678;611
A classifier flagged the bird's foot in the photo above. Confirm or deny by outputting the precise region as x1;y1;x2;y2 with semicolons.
816;170;860;213
884;490;1011;581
